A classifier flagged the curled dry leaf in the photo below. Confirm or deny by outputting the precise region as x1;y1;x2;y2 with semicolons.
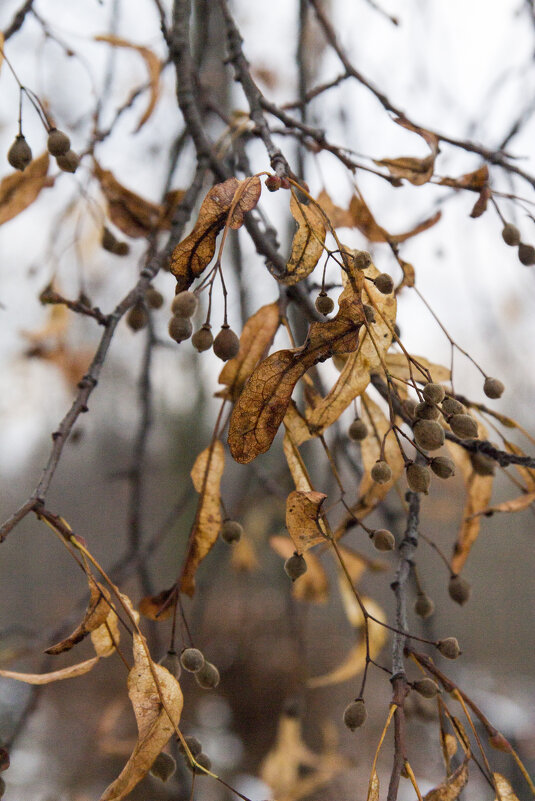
283;431;313;492
0;152;53;226
374;120;439;185
46;574;111;654
279;192;326;285
91;613;121;658
286;490;327;552
270;535;329;604
217;301;280;401
170;177;260;291
138;586;176;621
440;732;458;772
439;165;489;190
384;353;451;385
0;656;100;685
470;184;491;218
99;632;183;801
423;758;469;801
94;162;166;238
493;773;521;801
179;440;225;596
95;35;162;131
468;491;535;518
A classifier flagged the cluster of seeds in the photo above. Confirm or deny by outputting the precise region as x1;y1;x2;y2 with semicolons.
8;128;80;173
101;226;130;257
180;647;220;689
178;734;212;774
168;290;240;361
502;223;535;266
125;286;164;332
314;268;393;317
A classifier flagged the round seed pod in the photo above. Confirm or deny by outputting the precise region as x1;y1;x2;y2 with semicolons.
415;401;440;421
414;592;435;619
413;678;439;699
315;292;334;315
112;241;130;256
180;647;205;673
158;650;181;679
213;326;240;361
423;382;446;404
413;419;445;451
47;128;71;157
449;414;478;439
172;290;198;318
126;303;148;331
518;243;535;266
502;223;521;247
348;419;368;441
406;463;431;494
146;286;164;309
363;304;376;323
343;699;367;731
373;273;394;294
8;135;32;170
483;377;504;399
220;519;243;544
402;398;418;420
437;637;461;660
448;575;471;606
371;460;392;485
179;735;203;757
169;315;193;343
353;251;371;270
430;456;456;479
265;174;281;192
441;397;464;416
284;552;307;581
192;325;214;352
56;149;80;173
193;752;212;773
195;660;220;690
372;528;395;552
470;451;496;476
101;227;117;252
280;177;291;189
150;751;177;782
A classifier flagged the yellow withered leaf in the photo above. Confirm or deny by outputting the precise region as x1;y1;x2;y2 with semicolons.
99;632;183;800
469;491;535;518
217;301;280;401
374;118;439;186
279;192;326;285
367;770;380;801
423;759;469;801
94;161;166;238
95;35;162;131
91;613;120;658
138;586;176;621
286;490;327;552
384;353;451;385
439;165;489;190
493;773;520;801
283;431;313;492
46;574;111;654
0;152;53;225
179;440;225;596
0;656;100;684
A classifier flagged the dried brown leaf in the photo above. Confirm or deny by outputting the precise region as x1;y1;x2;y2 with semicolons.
283;431;313;492
367;770;380;801
493;773;520;801
439;165;489;190
469;490;535;517
279;193;326;285
470;185;491;218
99;632;183;800
286;490;327;552
46;575;111;654
217;302;280;401
0;656;100;685
180;440;225;596
374;118;439;185
91;613;121;658
423;759;469;801
440;732;458;771
384;353;451;384
138;587;176;621
94;162;166;237
228;175;262;228
0;153;53;225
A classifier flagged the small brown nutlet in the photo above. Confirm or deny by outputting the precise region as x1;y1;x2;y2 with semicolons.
470;451;496;476
348;419;368;441
402;398;418;419
192;752;212;773
220;518;243;544
112;240;130;256
284;552;307;581
372;528;395;552
126;303;148;331
101;226;117;252
47;128;71;157
518;242;535;266
413;678;440;699
422;382;446;404
150;751;177;782
280;176;291;189
353;251;372;270
363;304;376;323
315;292;335;315
371;460;392;484
437;637;461;660
501;223;521;247
195;661;220;690
430;456;456;479
192;325;214;352
343;699;367;731
406;463;431;494
158;650;182;679
414;592;435;619
413;419;445;451
441;396;464;415
415;401;440;421
56;149;80;173
180;647;205;673
8;135;32;171
449;413;478;439
172;290;198;318
483;376;504;399
373;273;394;294
265;174;281;192
448;574;471;606
168;315;193;343
146;286;164;309
213;326;240;361
178;735;203;757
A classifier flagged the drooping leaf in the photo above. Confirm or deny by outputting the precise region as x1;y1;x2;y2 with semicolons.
283;431;314;492
286;490;327;552
0;153;53;225
91;613;121;658
95;35;162;131
279;192;326;285
45;575;111;654
227;175;262;228
0;656;100;684
367;770;380;801
179;440;225;596
99;632;183;801
374;119;439;186
384;353;451;384
468;491;535;518
217;301;280;401
470;184;491;218
138;587;176;622
440;732;458;772
493;773;521;801
439;165;489;190
94;162;167;238
423;759;469;801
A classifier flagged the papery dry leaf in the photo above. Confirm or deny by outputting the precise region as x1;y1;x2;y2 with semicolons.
0;152;53;225
423;759;469;801
468;490;535;517
0;656;100;684
46;575;111;654
440;732;458;771
99;632;183;801
228;175;262;228
91;613;121;658
493;773;520;801
384;353;451;385
180;440;225;596
286;490;327;552
374;117;439;186
217;302;280;401
138;587;176;621
95;35;162;131
470;185;491;218
279;192;326;285
439;165;489;190
367;770;380;801
283;431;313;492
228;290;365;463
94;162;166;237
